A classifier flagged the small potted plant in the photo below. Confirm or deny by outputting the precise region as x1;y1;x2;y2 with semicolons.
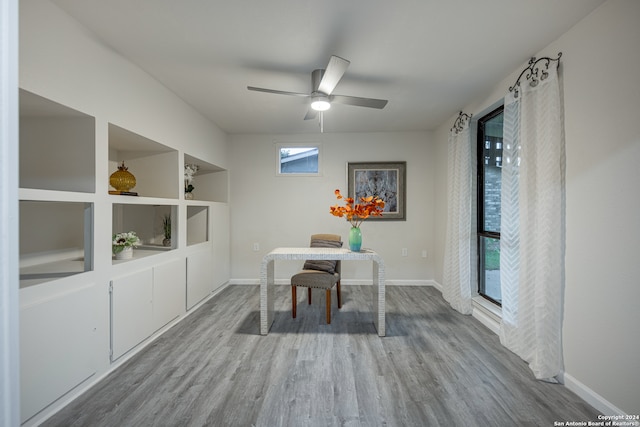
112;231;141;260
162;214;171;247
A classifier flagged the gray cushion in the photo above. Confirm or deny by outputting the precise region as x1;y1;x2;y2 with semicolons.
302;238;342;274
291;270;339;289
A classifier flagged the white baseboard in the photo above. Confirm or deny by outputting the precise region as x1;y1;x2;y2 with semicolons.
471;296;501;335
388;279;437;287
228;279;261;285
430;280;443;293
430;281;501;335
228;278;436;287
563;372;627;416
471;305;500;335
431;282;626;417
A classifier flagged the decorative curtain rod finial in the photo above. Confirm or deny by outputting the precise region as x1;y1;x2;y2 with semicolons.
451;111;472;134
509;52;562;98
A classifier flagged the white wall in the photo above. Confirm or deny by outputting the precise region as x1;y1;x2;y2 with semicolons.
433;0;640;415
19;0;228;166
229;131;435;284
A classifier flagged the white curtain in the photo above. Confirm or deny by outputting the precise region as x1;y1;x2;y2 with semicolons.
443;122;473;315
500;60;565;381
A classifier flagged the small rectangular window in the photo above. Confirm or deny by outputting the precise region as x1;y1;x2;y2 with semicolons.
276;143;321;176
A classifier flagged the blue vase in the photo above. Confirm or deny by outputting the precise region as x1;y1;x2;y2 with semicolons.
349;226;362;252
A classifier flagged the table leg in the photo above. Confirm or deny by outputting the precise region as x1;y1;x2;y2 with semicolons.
373;260;386;336
260;259;274;335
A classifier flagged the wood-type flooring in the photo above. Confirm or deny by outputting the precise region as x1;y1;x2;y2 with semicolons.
43;285;600;427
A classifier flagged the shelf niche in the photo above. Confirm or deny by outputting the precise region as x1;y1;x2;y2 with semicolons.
187;206;209;246
184;153;227;202
19;200;93;288
20;89;96;193
109;124;178;199
112;203;177;263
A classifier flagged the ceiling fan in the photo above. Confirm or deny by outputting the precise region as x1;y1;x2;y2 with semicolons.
247;55;388;126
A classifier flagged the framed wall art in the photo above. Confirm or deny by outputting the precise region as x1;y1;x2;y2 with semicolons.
347;161;406;220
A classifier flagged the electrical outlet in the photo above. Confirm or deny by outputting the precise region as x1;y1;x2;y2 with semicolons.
422;250;427;258
401;248;408;257
253;243;260;251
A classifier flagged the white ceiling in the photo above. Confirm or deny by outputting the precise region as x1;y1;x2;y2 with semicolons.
51;0;604;135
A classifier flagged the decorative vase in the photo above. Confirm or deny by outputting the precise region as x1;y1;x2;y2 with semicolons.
162;238;171;247
115;246;133;260
109;161;136;192
185;192;194;200
349;226;362;252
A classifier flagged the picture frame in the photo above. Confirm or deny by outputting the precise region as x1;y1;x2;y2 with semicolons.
347;161;406;221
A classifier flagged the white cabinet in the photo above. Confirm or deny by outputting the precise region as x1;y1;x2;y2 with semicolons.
187;251;214;309
20;284;98;423
110;259;186;361
153;259;185;329
212;203;230;291
110;269;154;361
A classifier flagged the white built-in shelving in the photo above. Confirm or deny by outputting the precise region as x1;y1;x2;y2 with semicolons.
109;124;179;199
18;88;230;424
19;90;95;289
20;90;95;194
184;153;228;203
187;205;209;246
19;200;93;288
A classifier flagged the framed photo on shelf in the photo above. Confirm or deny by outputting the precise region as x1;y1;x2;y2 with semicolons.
347;161;406;221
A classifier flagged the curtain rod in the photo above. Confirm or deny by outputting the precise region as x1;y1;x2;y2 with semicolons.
509;52;562;98
450;111;472;134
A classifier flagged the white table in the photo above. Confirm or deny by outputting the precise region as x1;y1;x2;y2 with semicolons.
260;247;386;336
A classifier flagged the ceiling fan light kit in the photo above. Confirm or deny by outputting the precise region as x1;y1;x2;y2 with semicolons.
247;55;388;130
310;95;331;111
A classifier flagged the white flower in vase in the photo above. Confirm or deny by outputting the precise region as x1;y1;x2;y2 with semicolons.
184;163;199;197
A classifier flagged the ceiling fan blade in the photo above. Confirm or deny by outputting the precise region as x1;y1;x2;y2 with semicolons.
247;86;309;97
330;94;388;109
303;108;318;120
317;56;350;95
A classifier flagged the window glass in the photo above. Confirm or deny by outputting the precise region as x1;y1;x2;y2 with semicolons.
276;144;320;175
480;236;501;304
477;107;504;305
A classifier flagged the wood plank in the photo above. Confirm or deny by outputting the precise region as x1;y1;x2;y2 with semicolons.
43;285;601;427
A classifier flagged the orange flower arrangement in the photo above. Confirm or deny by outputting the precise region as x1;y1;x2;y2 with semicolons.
330;189;385;227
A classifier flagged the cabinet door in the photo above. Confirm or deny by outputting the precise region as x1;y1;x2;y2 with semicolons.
111;269;153;360
20;284;98;423
211;203;230;291
152;258;185;331
186;251;213;310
